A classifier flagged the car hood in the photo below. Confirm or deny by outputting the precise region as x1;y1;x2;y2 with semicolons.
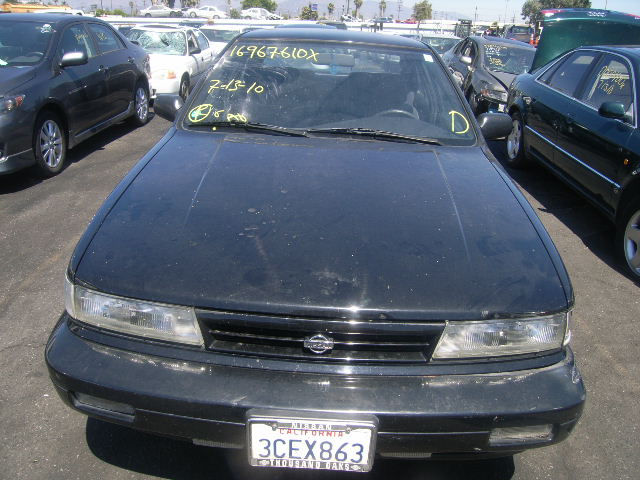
484;70;516;91
532;8;640;71
74;131;570;320
149;54;191;70
0;66;36;93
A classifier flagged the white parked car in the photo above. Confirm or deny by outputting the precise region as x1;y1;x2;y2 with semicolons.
185;5;228;18
240;7;281;20
139;5;183;17
199;25;246;55
127;25;214;99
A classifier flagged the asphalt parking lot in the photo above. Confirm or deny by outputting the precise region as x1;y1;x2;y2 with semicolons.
0;114;638;480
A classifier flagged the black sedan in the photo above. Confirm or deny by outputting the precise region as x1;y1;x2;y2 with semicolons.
507;44;640;281
46;29;584;472
0;14;150;177
443;36;535;115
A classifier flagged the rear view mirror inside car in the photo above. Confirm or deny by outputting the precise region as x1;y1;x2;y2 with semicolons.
314;53;355;67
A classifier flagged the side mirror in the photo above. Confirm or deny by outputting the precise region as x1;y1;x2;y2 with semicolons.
599;101;626;120
461;55;472;65
190;47;201;55
154;94;184;122
477;112;513;140
130;39;140;46
59;51;88;68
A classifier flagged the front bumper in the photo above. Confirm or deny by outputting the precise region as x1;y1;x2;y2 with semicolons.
149;77;181;98
46;316;585;459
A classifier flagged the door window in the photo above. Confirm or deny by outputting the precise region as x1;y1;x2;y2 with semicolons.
580;53;634;124
59;25;96;58
87;23;124;55
195;30;210;51
543;51;599;96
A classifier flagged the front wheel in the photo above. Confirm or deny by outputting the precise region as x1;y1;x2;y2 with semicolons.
179;75;190;101
144;13;151;17
617;197;640;281
33;111;67;177
190;11;196;17
505;110;530;169
130;82;150;127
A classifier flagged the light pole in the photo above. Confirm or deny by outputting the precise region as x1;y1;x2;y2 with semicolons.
504;0;508;26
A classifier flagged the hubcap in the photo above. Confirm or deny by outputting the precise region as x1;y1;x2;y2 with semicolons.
624;209;640;276
39;120;63;168
135;87;149;122
507;119;521;160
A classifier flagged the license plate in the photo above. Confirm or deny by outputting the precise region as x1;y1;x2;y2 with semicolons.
248;415;376;472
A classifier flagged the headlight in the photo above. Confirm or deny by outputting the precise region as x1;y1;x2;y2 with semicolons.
432;313;570;359
65;276;203;346
0;95;25;113
152;69;177;80
480;88;508;103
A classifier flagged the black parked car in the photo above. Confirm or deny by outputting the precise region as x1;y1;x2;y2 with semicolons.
46;29;584;472
443;36;535;115
506;9;640;281
0;14;150;177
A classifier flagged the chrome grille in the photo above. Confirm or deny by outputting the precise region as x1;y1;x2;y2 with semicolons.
196;310;444;364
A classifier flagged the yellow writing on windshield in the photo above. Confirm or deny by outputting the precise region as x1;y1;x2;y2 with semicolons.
188;104;246;123
449;110;470;134
208;79;265;95
229;44;319;62
189;104;213;123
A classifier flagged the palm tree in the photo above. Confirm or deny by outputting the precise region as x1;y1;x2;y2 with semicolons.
354;0;362;19
379;0;386;17
328;2;334;19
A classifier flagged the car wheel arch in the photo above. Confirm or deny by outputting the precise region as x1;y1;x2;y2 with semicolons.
616;179;640;223
36;103;69;146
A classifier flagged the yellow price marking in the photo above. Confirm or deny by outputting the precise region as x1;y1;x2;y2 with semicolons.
449;110;470;135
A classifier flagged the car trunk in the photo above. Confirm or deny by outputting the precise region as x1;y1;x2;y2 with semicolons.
532;8;640;71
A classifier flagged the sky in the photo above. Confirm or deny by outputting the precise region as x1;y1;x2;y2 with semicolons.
429;0;640;22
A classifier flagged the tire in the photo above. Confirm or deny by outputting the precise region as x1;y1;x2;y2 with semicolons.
190;12;196;17
616;196;640;281
144;13;151;17
32;111;66;178
213;15;219;19
505;110;530;169
130;82;150;127
244;16;251;19
179;75;190;101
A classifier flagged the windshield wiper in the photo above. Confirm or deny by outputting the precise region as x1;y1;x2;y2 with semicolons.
306;128;441;145
192;121;308;137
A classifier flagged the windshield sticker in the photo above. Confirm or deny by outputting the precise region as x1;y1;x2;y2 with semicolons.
208;79;265;95
41;24;53;34
449;110;470;134
229;45;319;62
423;54;433;63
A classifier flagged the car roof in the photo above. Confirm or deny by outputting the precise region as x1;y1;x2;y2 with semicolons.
133;24;190;32
0;12;100;26
470;35;535;50
241;28;427;48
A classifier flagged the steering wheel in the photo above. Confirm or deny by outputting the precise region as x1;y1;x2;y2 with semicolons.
375;108;418;119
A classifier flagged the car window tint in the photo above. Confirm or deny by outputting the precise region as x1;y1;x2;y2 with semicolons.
544;51;598;96
87;24;123;54
581;54;634;123
195;30;209;51
59;24;96;58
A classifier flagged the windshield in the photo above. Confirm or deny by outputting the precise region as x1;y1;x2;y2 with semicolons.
0;21;54;66
422;37;460;55
184;39;475;145
201;29;242;43
127;29;186;55
483;43;534;75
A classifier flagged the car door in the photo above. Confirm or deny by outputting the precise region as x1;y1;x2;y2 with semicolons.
53;23;110;135
187;30;206;78
195;30;213;69
555;51;635;212
524;50;600;170
86;22;136;119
